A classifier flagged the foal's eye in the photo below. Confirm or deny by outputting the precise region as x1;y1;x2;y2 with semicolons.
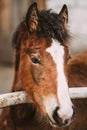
31;57;40;64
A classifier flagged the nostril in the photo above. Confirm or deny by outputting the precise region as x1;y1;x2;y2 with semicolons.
52;107;62;125
53;107;59;119
72;106;75;119
64;119;69;125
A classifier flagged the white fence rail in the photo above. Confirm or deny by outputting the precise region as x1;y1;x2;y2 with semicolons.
0;87;87;109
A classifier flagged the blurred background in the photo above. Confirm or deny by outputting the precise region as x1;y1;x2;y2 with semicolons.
0;0;87;94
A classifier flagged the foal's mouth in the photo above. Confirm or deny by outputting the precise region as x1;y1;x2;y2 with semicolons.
47;114;71;128
48;116;59;128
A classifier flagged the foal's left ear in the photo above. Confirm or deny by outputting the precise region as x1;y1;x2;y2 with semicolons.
59;4;68;25
26;2;38;33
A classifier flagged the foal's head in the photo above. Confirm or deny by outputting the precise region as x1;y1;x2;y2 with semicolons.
13;3;74;127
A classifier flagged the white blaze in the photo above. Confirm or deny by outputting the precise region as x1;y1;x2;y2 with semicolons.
46;39;73;119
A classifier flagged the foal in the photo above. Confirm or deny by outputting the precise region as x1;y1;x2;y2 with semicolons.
0;2;87;130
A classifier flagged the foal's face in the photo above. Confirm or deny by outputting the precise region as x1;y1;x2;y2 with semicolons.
21;37;74;127
19;2;74;127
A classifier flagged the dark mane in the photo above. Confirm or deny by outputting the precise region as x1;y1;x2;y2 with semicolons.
12;9;70;49
37;10;70;43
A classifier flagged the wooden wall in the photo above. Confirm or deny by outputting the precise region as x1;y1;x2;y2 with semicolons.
0;0;46;65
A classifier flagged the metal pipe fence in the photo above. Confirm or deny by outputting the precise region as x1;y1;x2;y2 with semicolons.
0;87;87;109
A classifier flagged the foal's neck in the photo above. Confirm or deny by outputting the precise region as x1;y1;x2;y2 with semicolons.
10;104;35;126
67;53;87;87
10;104;53;130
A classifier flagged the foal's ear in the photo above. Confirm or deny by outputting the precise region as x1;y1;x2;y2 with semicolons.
59;4;68;25
26;2;38;33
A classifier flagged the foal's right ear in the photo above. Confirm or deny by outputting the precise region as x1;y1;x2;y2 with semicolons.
26;2;38;33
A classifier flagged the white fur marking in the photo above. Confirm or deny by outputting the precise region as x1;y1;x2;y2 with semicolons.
46;39;73;119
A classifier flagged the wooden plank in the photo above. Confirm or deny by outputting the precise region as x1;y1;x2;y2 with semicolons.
30;0;46;9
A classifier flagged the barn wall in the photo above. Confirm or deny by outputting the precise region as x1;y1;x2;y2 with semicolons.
0;0;45;94
0;0;45;65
